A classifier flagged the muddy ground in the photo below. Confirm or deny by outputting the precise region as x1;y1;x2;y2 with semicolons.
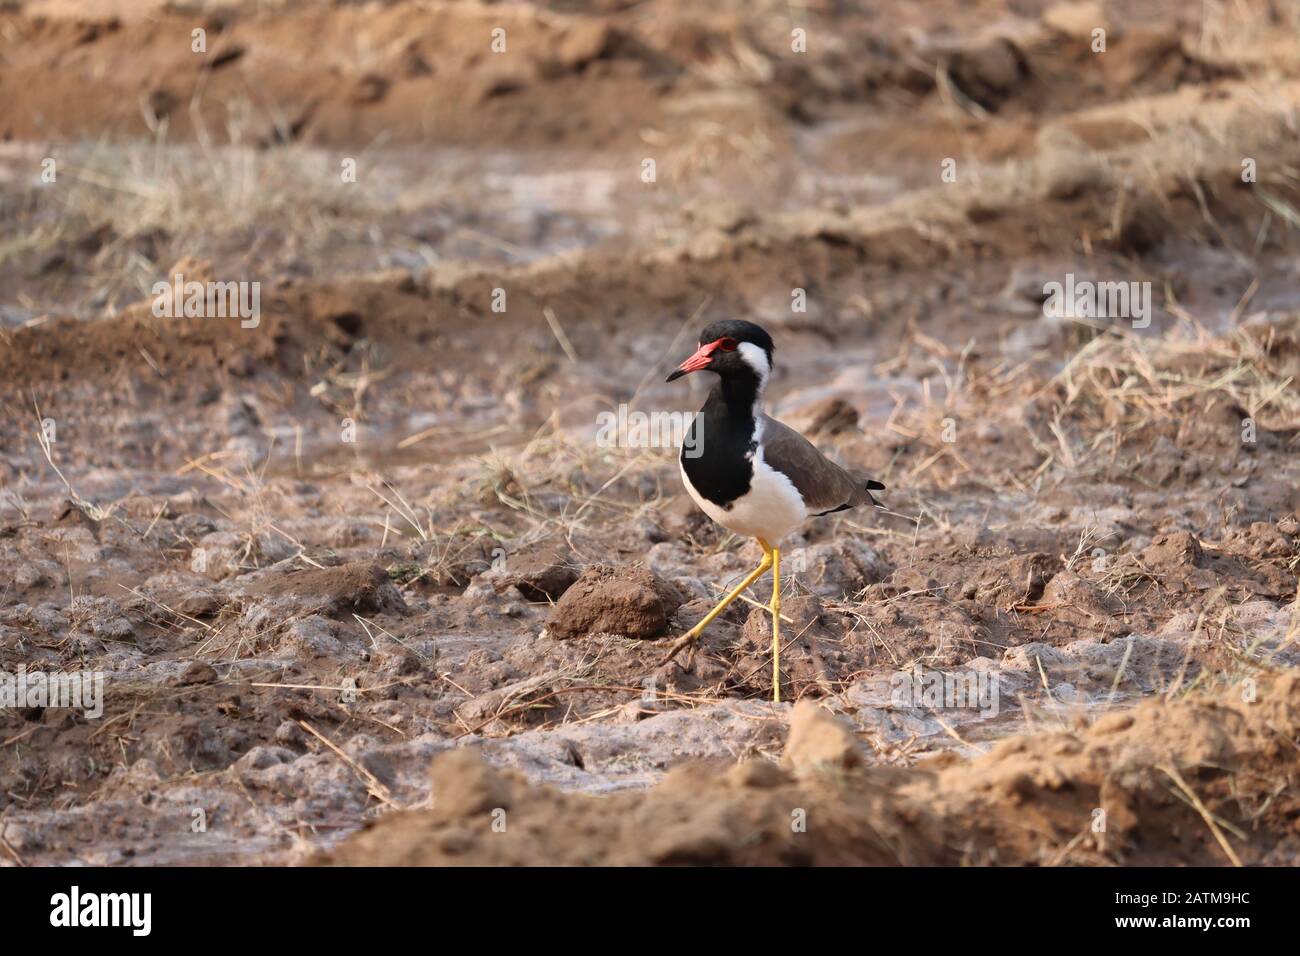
1;0;1299;866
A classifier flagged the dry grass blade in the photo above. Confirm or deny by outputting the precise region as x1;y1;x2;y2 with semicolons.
31;395;110;521
1160;764;1244;867
298;720;397;809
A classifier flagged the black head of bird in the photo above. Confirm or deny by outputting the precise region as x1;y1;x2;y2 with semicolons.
664;319;775;383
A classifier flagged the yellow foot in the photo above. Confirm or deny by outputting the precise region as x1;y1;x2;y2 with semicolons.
659;623;707;666
660;540;773;666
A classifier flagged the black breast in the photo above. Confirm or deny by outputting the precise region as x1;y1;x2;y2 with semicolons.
681;397;756;509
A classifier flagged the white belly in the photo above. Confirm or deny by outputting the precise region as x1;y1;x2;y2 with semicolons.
680;449;807;546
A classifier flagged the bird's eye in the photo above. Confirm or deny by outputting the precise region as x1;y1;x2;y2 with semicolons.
717;337;739;352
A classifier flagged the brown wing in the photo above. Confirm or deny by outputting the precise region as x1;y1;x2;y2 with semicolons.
760;415;881;515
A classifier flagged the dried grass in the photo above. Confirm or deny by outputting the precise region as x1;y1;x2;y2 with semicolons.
1055;315;1300;433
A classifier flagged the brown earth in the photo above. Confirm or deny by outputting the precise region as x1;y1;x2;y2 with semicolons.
318;677;1300;866
1;0;1299;866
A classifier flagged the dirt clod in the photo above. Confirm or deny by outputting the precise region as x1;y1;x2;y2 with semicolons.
782;701;866;777
429;748;512;819
504;543;579;602
546;564;684;641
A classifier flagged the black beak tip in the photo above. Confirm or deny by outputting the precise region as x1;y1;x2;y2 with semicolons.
665;368;685;383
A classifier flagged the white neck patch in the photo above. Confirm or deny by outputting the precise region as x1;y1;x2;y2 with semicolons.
737;342;771;394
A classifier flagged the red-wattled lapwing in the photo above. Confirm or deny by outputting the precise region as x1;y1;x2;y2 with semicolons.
662;319;884;702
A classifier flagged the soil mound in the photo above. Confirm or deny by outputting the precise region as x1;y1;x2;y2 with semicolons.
316;675;1300;866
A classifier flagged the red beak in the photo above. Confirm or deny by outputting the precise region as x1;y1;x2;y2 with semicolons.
666;341;718;382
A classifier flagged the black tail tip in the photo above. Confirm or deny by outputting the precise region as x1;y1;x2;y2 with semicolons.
865;480;885;491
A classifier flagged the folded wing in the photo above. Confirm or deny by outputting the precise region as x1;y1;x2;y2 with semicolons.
760;415;884;516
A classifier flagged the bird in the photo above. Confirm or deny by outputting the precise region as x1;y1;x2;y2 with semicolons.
662;319;884;702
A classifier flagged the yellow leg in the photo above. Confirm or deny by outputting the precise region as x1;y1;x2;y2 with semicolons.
661;539;773;663
771;547;781;703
